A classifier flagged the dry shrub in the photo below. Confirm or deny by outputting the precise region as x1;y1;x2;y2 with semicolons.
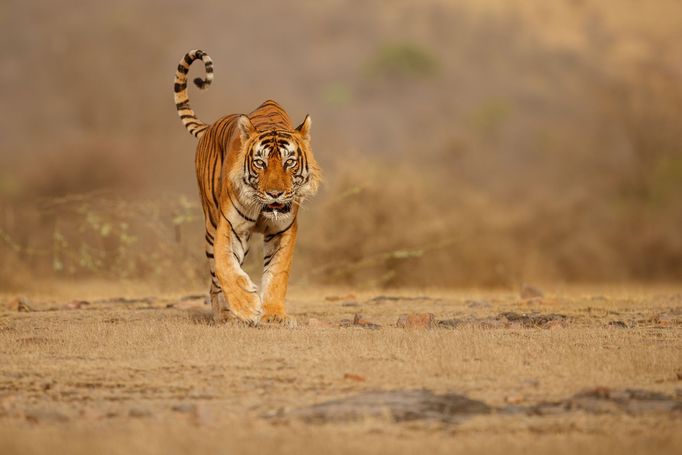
0;192;205;291
1;0;681;290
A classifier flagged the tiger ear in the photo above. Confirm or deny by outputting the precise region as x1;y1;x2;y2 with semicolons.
237;115;256;142
295;115;312;142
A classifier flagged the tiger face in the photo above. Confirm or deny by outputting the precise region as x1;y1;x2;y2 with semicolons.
233;115;319;220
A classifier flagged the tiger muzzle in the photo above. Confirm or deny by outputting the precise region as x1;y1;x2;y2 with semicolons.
262;201;292;214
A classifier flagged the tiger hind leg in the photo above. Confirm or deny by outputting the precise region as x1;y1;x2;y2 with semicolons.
209;281;230;323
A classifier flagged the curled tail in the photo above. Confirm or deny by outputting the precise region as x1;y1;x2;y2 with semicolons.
174;49;214;138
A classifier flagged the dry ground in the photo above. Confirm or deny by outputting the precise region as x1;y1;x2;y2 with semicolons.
0;285;681;454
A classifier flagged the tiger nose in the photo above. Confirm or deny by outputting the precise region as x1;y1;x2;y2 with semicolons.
266;190;284;198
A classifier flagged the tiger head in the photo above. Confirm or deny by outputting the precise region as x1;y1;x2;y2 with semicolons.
231;115;320;219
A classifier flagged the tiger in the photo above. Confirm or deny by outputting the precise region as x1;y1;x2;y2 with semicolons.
173;49;320;325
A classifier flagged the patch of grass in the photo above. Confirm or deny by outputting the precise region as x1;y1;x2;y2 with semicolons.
321;82;353;107
0;287;680;454
366;42;439;79
469;98;512;138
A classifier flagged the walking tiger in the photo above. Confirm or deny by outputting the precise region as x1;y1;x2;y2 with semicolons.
173;49;320;325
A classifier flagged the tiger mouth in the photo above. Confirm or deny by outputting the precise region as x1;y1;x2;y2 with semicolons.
262;202;291;213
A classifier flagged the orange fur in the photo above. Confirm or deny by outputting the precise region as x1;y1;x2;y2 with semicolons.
174;50;320;325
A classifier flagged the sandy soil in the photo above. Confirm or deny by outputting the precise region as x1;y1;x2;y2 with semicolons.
0;286;680;454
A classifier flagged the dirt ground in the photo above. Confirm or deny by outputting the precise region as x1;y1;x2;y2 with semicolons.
0;285;680;455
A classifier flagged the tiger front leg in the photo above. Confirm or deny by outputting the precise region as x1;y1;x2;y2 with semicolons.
260;221;298;326
213;219;262;324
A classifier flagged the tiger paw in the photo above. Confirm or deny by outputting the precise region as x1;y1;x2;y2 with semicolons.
224;289;262;325
260;312;298;328
210;291;231;323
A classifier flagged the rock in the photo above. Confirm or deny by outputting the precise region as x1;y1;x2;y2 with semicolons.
608;320;628;328
505;394;525;404
527;387;682;417
465;300;491;309
437;318;466;329
368;295;443;305
7;297;33;312
25;409;69;423
520;284;544;299
64;300;88;310
268;387;682;425
272;390;491;424
477;318;506;329
527;402;567;416
652;312;678;328
497;312;568;328
172;403;197;413
128;408;152;418
352;313;381;329
343;373;366;382
171;403;211;425
79;408;117;420
396;313;435;329
325;294;356;302
263;407;286;419
545;319;566;329
580;386;611;399
353;313;369;324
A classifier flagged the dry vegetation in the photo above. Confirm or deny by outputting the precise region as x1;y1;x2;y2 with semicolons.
1;286;681;454
1;0;682;290
1;1;682;453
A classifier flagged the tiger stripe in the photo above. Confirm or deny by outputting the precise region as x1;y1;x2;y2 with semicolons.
174;49;214;138
172;49;320;325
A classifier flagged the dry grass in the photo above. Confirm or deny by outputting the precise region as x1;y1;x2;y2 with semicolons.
2;1;681;452
0;286;680;454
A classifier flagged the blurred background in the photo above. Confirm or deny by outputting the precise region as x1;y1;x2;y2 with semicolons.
1;0;681;292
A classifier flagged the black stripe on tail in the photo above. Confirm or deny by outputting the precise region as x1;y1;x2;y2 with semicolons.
173;49;214;139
